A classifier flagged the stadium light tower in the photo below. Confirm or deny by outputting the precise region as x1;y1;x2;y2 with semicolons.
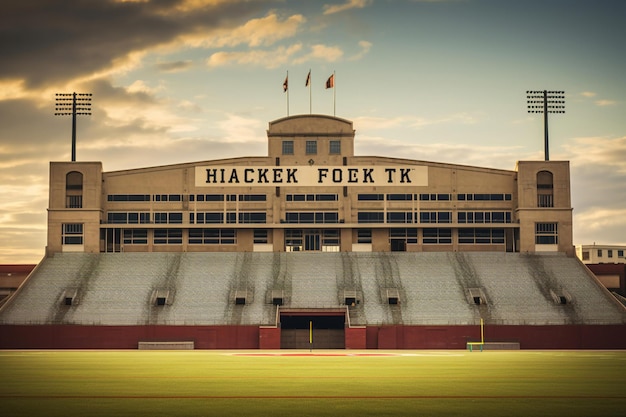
55;92;92;162
527;90;565;161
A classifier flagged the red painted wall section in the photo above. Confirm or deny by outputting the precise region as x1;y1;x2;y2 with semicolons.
0;325;260;349
345;327;366;349
2;324;626;349
259;326;280;349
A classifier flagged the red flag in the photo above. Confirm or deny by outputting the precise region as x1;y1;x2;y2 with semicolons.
325;74;334;89
305;70;311;87
283;75;288;92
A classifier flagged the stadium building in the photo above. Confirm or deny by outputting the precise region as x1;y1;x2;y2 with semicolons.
1;114;625;349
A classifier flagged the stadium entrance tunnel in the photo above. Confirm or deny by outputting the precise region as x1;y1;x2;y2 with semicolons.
280;310;345;349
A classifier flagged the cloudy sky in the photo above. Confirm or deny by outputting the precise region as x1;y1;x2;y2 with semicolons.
1;0;625;263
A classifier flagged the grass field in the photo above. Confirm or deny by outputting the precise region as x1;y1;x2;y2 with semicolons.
1;350;625;417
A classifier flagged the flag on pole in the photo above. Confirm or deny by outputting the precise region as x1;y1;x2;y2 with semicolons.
305;70;311;87
283;75;288;92
325;74;334;89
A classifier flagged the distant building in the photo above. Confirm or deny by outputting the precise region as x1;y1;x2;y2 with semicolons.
0;265;36;305
576;244;626;264
576;244;626;298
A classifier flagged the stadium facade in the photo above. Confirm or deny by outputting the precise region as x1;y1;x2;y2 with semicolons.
1;115;625;349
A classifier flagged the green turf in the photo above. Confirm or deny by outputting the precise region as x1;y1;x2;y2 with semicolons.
1;350;625;417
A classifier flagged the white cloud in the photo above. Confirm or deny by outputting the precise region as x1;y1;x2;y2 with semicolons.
562;136;626;173
348;40;372;61
323;0;372;15
581;91;596;98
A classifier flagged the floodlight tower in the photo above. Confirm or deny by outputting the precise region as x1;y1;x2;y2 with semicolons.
526;90;565;161
55;93;92;162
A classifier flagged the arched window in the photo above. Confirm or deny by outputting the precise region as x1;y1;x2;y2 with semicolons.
66;171;83;208
537;170;553;207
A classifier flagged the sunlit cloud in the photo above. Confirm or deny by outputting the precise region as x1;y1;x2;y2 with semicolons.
292;44;344;64
595;99;618;107
156;60;194;73
354;113;480;131
581;91;596;98
323;0;372;15
562;136;626;173
206;44;303;68
180;13;305;49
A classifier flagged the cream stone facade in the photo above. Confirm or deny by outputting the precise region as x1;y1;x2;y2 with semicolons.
46;115;574;257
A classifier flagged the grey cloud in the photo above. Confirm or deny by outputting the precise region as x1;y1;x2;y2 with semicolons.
0;0;276;88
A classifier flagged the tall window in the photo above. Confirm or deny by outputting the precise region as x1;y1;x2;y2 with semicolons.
537;170;554;207
62;223;83;245
535;223;558;244
65;171;83;208
282;140;294;155
306;140;317;155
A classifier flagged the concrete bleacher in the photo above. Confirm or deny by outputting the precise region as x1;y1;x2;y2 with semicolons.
1;251;624;327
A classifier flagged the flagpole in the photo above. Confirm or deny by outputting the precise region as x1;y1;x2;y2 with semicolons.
333;70;336;117
285;71;289;116
309;69;312;114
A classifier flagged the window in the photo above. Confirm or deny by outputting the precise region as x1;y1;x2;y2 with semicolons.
387;194;413;201
329;140;341;154
357;212;384;223
153;194;182;202
422;228;452;244
239;212;266;223
419;194;451;201
459;228;505;244
65;171;83;208
239;194;266;202
387;212;413;223
582;251;590;261
108;194;150;202
253;229;268;244
306;140;317;155
458;211;511;224
123;229;148;244
390;228;418;244
537;171;554;207
357;229;372;244
188;229;236;245
420;211;452;223
282;140;294;155
285;212;338;224
535;223;558;245
287;194;338;202
108;212;150;224
154;229;182;244
358;194;384;201
457;193;511;201
155;212;182;224
62;223;83;245
618;250;624;258
597;249;603;257
608;250;613;258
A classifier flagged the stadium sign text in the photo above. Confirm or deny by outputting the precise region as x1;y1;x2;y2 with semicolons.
195;166;428;187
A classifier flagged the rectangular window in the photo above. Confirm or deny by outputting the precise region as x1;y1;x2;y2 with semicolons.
66;195;83;208
390;228;418;244
618;250;624;258
306;140;317;155
108;194;150;202
239;194;267;202
188;229;236;245
608;250;613;258
285;212;338;224
387;212;413;223
357;229;372;244
597;249;603;257
239;212;267;224
329;140;341;154
282;140;294;155
154;229;182;244
535;223;558;245
358;194;384;201
422;228;452;244
123;229;148;245
387;194;413;201
62;223;83;245
253;229;268;244
357;212;384;223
